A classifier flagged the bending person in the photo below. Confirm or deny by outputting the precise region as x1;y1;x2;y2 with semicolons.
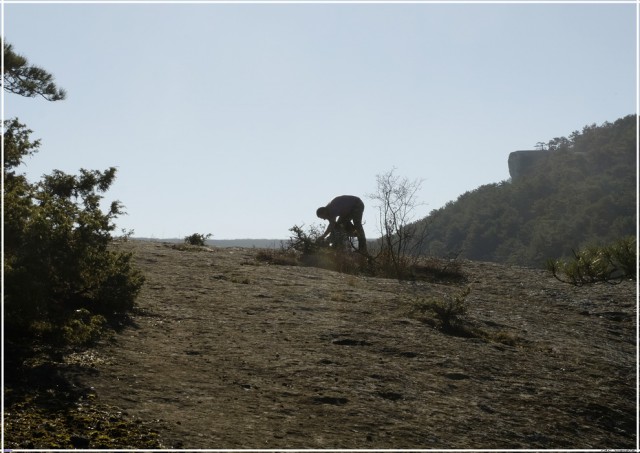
316;195;367;253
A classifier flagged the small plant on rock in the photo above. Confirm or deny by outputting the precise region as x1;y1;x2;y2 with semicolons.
184;233;212;246
286;224;324;255
413;287;472;335
285;224;365;273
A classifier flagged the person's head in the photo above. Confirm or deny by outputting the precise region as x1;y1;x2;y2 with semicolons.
316;207;329;219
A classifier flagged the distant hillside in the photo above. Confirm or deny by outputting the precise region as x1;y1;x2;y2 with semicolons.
417;114;636;267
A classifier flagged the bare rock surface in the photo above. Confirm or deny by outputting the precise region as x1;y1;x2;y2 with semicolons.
77;240;636;449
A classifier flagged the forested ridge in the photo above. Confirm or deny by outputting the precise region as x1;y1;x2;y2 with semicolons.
418;114;636;267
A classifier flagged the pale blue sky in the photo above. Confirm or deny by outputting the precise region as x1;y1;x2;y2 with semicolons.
4;2;637;239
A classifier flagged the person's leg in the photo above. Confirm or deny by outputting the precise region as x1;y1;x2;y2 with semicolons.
351;202;367;254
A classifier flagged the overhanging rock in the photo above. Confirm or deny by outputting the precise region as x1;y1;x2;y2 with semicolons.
508;150;551;181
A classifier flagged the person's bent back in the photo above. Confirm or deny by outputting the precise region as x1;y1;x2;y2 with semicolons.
316;195;367;253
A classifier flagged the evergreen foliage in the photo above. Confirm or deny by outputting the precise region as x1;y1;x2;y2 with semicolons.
3;43;144;344
3;43;67;101
418;115;636;267
413;287;471;334
547;236;636;285
184;233;213;246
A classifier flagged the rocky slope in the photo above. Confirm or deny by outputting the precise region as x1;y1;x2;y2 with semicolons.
5;240;637;449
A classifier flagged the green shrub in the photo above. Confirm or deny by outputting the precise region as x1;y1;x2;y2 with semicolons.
4;81;145;342
184;233;212;246
608;236;637;280
4;159;146;336
61;309;107;345
413;287;471;334
547;236;636;285
286;224;324;255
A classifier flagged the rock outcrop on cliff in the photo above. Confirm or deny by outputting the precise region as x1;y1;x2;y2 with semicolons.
507;149;551;181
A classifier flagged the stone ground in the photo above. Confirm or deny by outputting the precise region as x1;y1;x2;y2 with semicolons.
5;240;637;449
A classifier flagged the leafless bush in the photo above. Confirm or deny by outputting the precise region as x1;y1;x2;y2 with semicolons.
368;168;429;280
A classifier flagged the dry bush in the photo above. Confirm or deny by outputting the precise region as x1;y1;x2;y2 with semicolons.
282;224;367;274
409;257;466;283
255;249;299;266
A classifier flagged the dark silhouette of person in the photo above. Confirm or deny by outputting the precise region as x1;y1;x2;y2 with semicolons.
316;195;367;253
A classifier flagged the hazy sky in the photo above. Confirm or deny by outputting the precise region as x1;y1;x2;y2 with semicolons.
4;2;637;239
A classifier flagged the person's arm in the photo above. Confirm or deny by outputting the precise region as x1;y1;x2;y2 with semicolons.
319;218;336;239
